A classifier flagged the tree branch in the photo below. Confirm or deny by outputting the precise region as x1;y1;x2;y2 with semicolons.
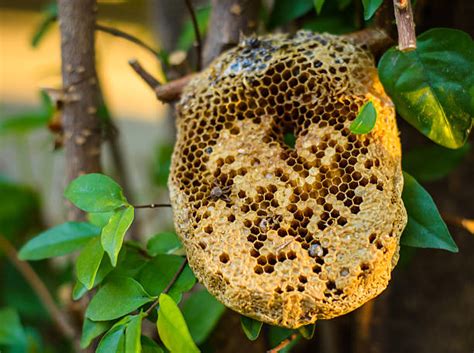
96;23;165;62
442;213;474;235
184;0;202;71
145;258;188;315
58;0;102;221
393;0;417;51
344;28;394;58
0;236;79;346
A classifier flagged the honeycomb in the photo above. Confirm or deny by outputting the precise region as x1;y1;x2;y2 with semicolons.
169;31;407;328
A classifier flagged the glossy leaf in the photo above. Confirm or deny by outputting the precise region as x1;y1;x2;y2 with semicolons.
362;0;383;20
76;237;105;289
403;143;471;182
240;316;263;341
101;206;135;266
97;325;126;353
86;277;153;321
137;255;196;303
313;0;325;14
65;173;127;212
0;308;26;346
125;314;143;353
157;293;200;353
19;222;100;260
378;28;474;148
299;324;315;339
401;172;458;252
80;318;113;349
268;0;313;28
350;101;377;134
146;232;183;256
182;289;226;344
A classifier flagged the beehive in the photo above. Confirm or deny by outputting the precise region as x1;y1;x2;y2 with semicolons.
169;31;407;328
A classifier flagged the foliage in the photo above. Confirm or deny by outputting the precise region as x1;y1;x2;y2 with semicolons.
350;101;377;134
4;2;473;352
240;316;263;341
401;172;458;252
379;28;474;149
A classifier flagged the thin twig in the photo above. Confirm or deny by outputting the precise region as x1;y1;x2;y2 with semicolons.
145;258;188;316
0;235;79;342
184;0;203;71
128;59;161;89
393;0;416;51
133;203;172;209
267;333;299;353
96;23;164;60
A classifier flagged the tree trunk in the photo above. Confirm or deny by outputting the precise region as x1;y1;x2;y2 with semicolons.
58;0;102;221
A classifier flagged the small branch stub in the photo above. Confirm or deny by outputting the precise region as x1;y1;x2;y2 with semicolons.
393;0;416;51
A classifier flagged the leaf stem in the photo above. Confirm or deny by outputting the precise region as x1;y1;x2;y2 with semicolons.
184;0;203;71
144;258;188;316
267;333;299;353
0;235;79;345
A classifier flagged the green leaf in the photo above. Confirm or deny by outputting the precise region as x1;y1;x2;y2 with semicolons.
157;293;200;353
125;314;143;353
0;308;26;346
31;3;58;48
137;255;196;303
299;324;315;339
65;173;127;212
97;325;126;353
240;316;263;341
112;245;150;278
378;28;474;149
19;222;100;260
146;232;183;256
268;0;313;28
403;143;470;182
362;0;383;20
86;277;153;321
73;252;114;299
81;318;113;349
101;206;135;267
88;211;114;228
401;172;458;252
141;336;164;353
182;289;226;344
313;0;325;14
76;237;104;289
350;101;377;134
337;0;352;10
178;6;211;52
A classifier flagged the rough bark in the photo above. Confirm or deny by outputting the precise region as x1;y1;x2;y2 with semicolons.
203;0;261;67
58;0;102;221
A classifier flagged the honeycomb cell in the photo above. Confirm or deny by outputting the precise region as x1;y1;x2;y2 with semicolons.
170;30;407;329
